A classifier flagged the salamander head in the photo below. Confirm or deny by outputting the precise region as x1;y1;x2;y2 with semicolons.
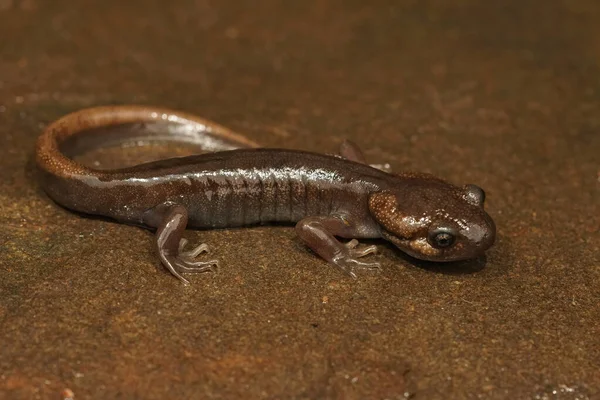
368;175;496;262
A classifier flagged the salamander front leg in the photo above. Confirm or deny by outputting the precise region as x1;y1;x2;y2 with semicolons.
339;139;392;172
295;216;380;278
145;203;218;284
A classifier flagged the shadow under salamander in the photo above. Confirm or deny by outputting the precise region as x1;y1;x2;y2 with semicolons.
377;241;489;276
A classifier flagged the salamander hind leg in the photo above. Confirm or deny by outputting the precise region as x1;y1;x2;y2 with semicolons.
143;203;218;285
338;139;392;172
339;139;367;164
295;216;380;279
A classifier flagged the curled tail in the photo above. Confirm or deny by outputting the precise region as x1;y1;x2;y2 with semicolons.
35;105;260;215
36;104;259;180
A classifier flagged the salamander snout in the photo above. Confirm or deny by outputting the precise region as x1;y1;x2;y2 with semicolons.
434;205;496;260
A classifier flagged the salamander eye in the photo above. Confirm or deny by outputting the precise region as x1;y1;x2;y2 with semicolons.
428;227;456;249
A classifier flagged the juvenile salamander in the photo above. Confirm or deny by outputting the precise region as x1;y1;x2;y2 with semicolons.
35;105;496;284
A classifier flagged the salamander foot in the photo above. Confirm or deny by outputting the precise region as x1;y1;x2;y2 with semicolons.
147;203;219;285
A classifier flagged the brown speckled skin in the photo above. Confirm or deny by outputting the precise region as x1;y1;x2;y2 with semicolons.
35;105;496;283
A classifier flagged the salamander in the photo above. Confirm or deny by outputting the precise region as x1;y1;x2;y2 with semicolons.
35;105;496;284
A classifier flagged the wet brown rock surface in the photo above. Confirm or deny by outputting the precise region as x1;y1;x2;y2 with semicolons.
0;1;598;399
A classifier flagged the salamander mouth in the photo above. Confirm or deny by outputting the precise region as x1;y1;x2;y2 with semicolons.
380;230;409;249
381;229;445;261
380;230;425;258
382;229;485;262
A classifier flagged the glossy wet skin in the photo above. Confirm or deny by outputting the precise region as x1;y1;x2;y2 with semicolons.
369;175;496;262
35;105;497;283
